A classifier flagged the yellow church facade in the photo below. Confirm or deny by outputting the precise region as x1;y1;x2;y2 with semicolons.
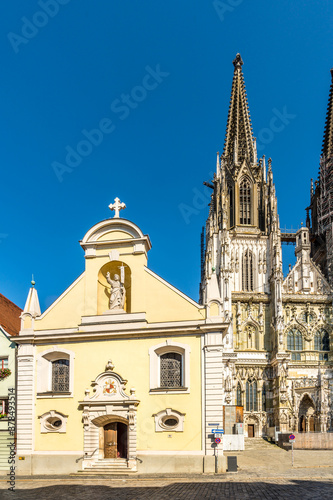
16;206;227;474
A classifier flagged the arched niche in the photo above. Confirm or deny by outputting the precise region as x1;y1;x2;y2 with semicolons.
97;261;131;314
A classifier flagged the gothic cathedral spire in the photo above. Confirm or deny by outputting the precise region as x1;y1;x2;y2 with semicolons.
322;68;333;160
223;53;256;167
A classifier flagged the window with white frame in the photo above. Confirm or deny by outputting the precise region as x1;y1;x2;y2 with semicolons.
37;348;75;397
0;399;8;417
148;341;191;393
0;358;8;369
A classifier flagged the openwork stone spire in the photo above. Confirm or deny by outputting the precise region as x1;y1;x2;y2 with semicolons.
223;53;255;165
322;68;333;159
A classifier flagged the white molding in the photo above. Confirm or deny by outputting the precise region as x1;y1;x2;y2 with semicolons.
37;273;85;320
39;410;68;433
148;341;191;393
153;408;185;432
16;321;225;343
144;266;205;308
81;218;146;243
17;345;35;454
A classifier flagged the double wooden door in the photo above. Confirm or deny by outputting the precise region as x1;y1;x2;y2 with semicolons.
104;423;117;458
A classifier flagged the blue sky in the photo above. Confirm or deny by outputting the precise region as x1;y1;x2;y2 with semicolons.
0;0;332;310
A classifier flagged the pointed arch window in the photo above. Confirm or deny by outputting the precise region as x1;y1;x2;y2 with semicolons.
246;380;257;411
239;177;251;224
287;328;303;361
242;249;254;291
236;382;242;406
314;328;330;360
228;184;234;227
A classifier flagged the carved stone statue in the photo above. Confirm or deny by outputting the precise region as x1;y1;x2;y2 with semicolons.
106;272;126;310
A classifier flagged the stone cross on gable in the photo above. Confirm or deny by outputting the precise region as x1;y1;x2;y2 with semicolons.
109;197;126;218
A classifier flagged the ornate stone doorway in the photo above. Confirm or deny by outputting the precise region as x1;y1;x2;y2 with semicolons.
103;422;128;459
79;361;139;471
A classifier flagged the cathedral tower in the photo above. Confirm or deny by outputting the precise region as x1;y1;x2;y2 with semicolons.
309;68;333;285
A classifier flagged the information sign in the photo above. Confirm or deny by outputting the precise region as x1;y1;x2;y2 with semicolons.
212;429;224;434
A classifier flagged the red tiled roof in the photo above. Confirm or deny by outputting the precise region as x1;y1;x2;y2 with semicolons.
0;293;22;336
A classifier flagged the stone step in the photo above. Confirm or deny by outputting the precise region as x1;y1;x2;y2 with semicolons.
89;464;129;469
74;469;136;475
244;438;275;449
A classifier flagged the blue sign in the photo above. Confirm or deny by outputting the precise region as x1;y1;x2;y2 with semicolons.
289;434;296;441
212;429;224;434
208;423;219;426
215;437;221;444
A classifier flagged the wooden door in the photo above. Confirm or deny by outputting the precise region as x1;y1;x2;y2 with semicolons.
309;416;315;432
104;423;117;458
248;424;254;437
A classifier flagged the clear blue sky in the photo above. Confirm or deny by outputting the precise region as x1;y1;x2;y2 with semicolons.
1;0;332;310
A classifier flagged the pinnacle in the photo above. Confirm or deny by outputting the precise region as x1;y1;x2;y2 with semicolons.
233;53;244;70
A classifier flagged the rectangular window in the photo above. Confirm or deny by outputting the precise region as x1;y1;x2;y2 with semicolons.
160;353;182;388
52;359;70;392
0;359;8;370
1;399;8;416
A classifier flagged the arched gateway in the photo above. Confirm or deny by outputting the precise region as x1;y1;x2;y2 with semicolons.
79;361;139;471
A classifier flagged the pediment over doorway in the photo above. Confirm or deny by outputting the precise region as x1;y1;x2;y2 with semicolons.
82;360;139;403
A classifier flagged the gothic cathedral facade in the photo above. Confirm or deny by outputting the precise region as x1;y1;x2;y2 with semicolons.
200;54;333;438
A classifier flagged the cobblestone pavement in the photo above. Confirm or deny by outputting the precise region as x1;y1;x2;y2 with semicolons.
1;475;333;499
1;448;333;499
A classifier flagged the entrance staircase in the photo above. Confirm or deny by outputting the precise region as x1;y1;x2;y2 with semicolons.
244;437;277;450
75;459;137;475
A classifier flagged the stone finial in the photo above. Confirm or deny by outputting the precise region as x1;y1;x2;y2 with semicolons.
109;197;126;218
233;53;244;70
105;360;115;371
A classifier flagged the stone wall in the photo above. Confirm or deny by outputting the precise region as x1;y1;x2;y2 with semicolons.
278;432;333;449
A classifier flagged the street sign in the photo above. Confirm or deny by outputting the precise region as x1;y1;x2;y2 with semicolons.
289;434;295;441
208;423;219;427
212;429;224;434
215;437;221;444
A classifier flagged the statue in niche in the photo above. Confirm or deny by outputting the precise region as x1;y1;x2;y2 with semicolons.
106;272;126;310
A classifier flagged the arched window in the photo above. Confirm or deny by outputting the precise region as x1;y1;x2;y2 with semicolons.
242;249;254;291
236;383;242;406
314;328;330;360
52;359;69;392
240;178;251;224
287;328;303;361
246;380;257;411
160;353;182;388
